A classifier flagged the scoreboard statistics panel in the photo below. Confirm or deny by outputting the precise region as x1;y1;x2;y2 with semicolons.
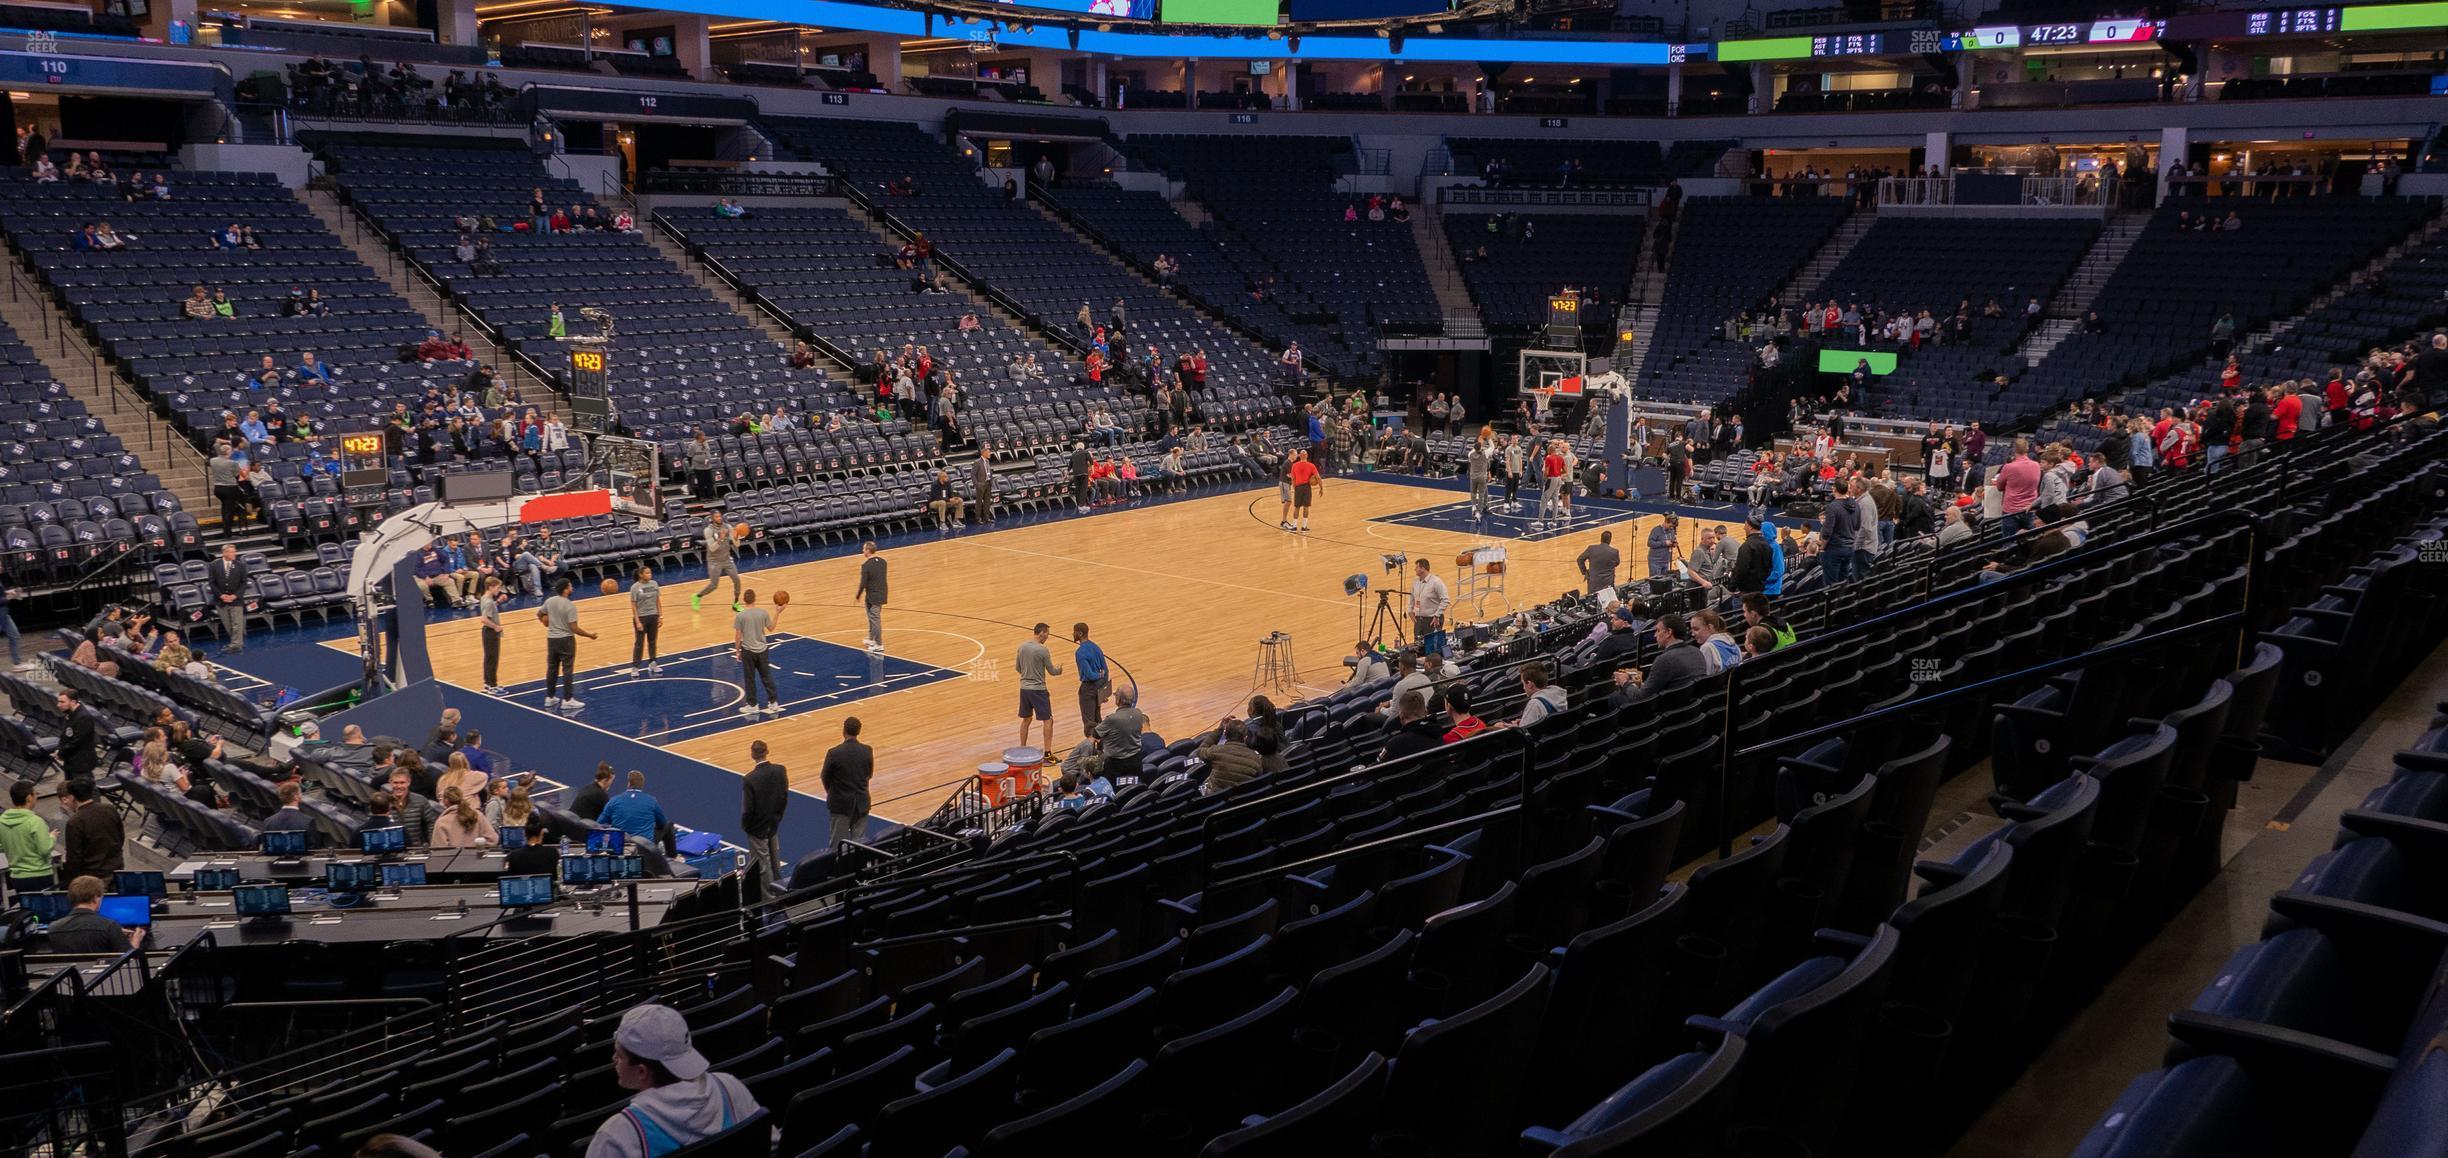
567;348;612;434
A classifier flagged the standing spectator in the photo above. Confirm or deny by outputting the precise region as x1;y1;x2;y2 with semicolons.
1647;515;1679;577
59;778;122;883
1995;438;2042;541
820;718;872;848
1;780;57;894
208;443;246;536
431;787;497;848
478;577;506;694
0;582;23;670
739;740;787;896
1821;489;1860;584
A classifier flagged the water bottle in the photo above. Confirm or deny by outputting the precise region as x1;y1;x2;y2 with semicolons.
559;836;571;858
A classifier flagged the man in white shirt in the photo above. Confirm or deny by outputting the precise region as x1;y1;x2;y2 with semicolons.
1408;558;1450;652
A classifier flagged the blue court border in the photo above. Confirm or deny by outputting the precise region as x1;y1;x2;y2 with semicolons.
492;631;964;745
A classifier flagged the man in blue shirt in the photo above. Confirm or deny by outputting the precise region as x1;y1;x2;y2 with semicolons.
1072;621;1108;731
597;771;668;851
297;351;335;384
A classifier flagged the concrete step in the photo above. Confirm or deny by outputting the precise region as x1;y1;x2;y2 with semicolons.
0;252;213;516
639;216;859;384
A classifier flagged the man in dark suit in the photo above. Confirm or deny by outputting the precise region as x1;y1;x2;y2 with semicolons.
60;778;122;882
1575;530;1621;596
56;689;97;782
820;717;872;849
740;740;789;896
855;541;888;654
261;782;316;837
206;544;250;653
570;763;614;823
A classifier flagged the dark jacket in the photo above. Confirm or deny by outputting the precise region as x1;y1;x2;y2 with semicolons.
506;843;560;876
1822;498;1861;550
571;782;610;824
1613;641;1712;706
1376;717;1447;763
59;707;98;781
822;739;874;819
741;761;789;839
207;557;249;599
1732;534;1773;593
856;557;888;607
261;807;315;834
62;799;124;881
1195;740;1265;795
43;910;131;954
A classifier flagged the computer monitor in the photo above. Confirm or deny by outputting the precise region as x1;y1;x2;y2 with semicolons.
562;855;602;885
97;895;152;927
20;892;69;924
233;884;293;917
615;855;643;881
112;870;167;897
192;867;241;892
586;830;625;855
326;862;382;893
359;826;407;855
261;829;310;857
498;875;553;908
499;826;527;850
379;863;428;888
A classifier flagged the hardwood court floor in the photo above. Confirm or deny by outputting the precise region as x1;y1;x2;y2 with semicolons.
373;478;1701;821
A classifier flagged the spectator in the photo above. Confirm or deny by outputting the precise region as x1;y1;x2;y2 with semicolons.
1610;614;1711;705
436;751;488;805
1376;690;1445;762
59;778;121;882
182;284;214;320
585;1003;761;1158
572;763;616;822
1510;662;1568;728
1995;437;2042;540
1;780;57;893
261;782;315;835
386;769;437;845
431;786;497;848
598;771;668;850
740;740;788;896
506;816;557;876
1197;718;1266;795
1097;688;1148;783
1694;610;1742;673
43;876;143;954
1441;686;1487;742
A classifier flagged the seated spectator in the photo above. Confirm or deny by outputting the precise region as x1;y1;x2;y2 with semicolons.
92;221;128;250
31;154;55;182
297;351;334;384
597;770;668;849
1377;690;1444;762
588;1004;762;1158
1610;614;1711;705
1196;718;1265;795
1441;686;1486;742
430;786;497;848
789;341;818;369
436;751;488;804
211;289;235;318
182;285;214;320
1508;662;1568;728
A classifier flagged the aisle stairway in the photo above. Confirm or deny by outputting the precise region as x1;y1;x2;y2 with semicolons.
2018;210;2149;364
1410;202;1486;341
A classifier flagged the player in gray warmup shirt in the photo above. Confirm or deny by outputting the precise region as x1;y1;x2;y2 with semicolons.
629;566;662;675
695;511;742;611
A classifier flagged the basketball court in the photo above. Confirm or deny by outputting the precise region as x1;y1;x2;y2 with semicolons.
331;476;1730;821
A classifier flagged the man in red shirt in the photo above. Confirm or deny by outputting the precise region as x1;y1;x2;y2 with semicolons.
2323;371;2350;426
1537;441;1568;526
2271;384;2302;441
1994;437;2042;542
1287;450;1321;533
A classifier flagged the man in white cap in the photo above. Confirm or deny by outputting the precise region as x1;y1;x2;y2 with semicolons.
587;1003;761;1158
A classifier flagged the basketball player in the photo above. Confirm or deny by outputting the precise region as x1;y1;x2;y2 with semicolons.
1538;439;1569;527
478;576;505;695
855;541;887;653
539;577;596;712
1275;449;1295;531
1014;622;1063;753
1287;449;1320;534
1467;439;1492;520
628;565;662;676
693;510;742;612
1502;435;1525;512
734;588;784;716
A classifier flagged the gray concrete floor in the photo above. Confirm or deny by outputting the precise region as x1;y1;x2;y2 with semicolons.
1945;638;2448;1157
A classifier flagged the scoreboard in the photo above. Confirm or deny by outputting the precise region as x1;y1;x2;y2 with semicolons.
567;347;612;435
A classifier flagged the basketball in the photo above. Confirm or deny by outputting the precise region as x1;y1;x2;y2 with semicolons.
600;578;619;595
772;590;790;607
732;522;752;541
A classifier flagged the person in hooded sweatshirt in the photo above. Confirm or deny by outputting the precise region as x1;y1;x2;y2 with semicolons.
587;1003;760;1158
1;779;58;893
1761;518;1787;597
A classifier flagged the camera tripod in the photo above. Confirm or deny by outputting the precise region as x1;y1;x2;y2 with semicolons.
1362;589;1410;649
